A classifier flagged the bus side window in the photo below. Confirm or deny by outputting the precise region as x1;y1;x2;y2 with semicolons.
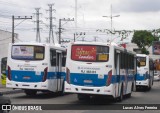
129;54;134;69
120;52;124;69
50;49;56;66
149;60;154;70
124;53;127;69
128;54;131;69
114;50;117;68
62;51;66;67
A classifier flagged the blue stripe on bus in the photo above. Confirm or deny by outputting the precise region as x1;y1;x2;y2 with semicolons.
69;73;134;87
7;70;65;82
136;73;150;81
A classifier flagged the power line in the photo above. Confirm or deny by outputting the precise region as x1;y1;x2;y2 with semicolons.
12;16;32;43
59;18;74;44
102;5;120;41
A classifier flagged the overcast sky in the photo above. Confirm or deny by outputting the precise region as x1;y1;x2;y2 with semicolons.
0;0;160;44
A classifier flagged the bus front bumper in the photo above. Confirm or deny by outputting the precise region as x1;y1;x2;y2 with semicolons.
136;79;149;87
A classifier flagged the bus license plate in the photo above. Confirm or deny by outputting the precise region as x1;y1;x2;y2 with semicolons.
23;76;30;79
84;80;92;83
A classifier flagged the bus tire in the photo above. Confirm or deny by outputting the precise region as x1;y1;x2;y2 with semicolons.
147;80;151;91
24;90;37;96
127;84;133;98
117;85;123;102
131;83;134;91
127;93;131;98
147;85;151;91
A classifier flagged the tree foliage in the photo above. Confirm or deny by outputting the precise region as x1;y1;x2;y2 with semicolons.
131;30;158;54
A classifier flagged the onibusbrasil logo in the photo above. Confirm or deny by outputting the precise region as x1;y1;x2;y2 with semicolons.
2;105;43;111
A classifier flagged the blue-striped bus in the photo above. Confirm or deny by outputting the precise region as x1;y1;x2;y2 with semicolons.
136;54;154;90
64;42;136;101
6;42;66;96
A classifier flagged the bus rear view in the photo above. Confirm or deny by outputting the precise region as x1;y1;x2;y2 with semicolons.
65;42;117;100
7;42;66;96
65;42;135;101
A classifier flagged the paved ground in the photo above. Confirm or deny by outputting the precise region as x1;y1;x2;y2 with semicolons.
8;81;160;113
0;79;23;94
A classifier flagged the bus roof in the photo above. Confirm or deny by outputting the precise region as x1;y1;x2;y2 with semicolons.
70;41;121;46
70;42;136;55
9;42;66;50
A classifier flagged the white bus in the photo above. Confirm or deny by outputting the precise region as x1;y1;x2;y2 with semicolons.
136;54;154;90
6;42;66;96
65;42;136;101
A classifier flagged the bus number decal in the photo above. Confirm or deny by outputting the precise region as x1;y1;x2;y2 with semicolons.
80;70;96;74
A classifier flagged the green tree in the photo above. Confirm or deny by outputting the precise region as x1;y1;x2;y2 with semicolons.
131;30;158;55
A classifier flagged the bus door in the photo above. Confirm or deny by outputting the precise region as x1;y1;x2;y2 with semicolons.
116;51;120;77
115;50;120;96
56;50;62;91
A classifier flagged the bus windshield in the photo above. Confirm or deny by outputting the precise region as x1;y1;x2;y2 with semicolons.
137;57;146;67
11;45;45;60
71;45;109;62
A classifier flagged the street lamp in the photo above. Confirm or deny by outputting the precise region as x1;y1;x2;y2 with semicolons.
102;5;120;41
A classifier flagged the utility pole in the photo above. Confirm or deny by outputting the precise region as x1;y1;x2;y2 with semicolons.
59;19;62;44
59;18;74;44
47;4;56;43
102;5;120;41
12;15;32;43
34;8;41;42
74;33;76;42
12;15;14;43
75;0;77;30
